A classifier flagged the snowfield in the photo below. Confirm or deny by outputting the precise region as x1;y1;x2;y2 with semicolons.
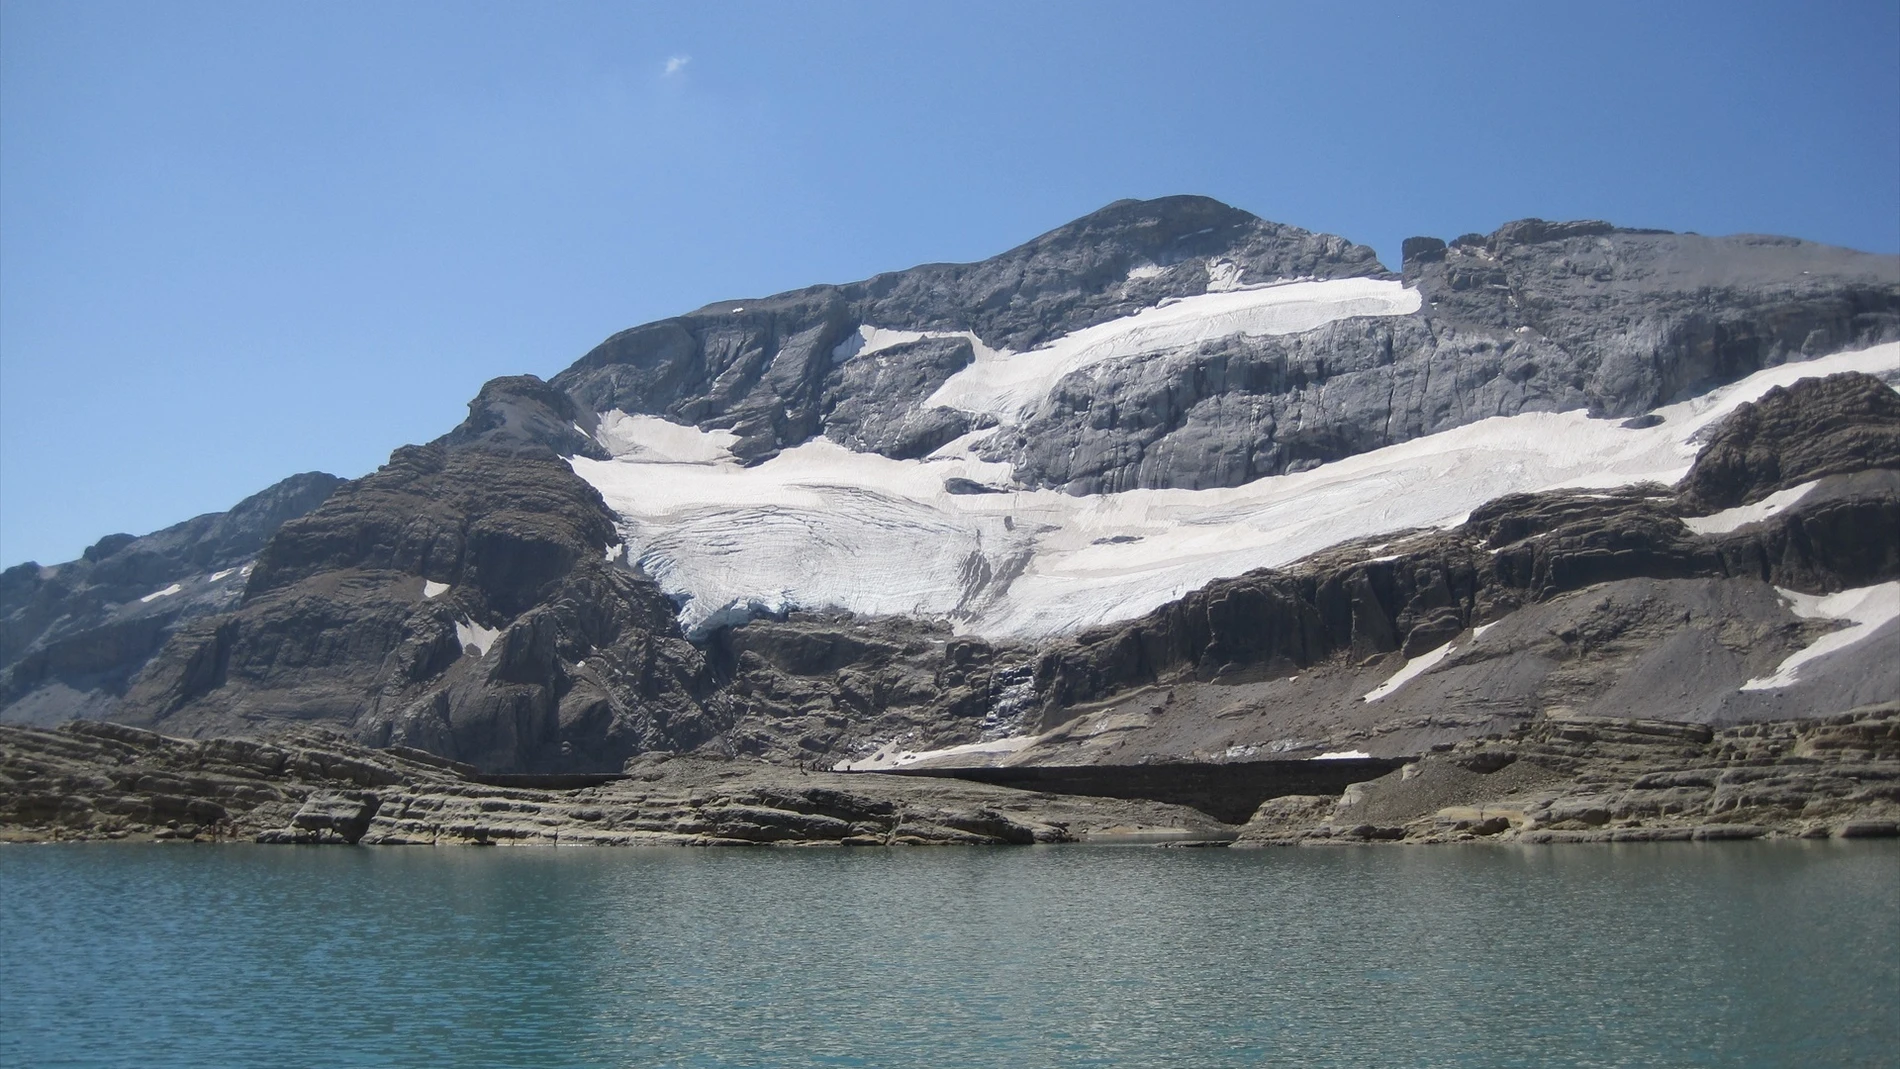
456;618;500;656
1741;582;1900;691
835;735;1038;771
571;334;1899;639
1682;479;1822;534
923;277;1421;423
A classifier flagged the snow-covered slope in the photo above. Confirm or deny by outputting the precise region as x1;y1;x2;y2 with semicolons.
572;337;1899;639
917;277;1420;423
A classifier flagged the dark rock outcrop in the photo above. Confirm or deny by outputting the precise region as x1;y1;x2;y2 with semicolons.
702;612;1040;765
113;377;723;773
1677;371;1900;510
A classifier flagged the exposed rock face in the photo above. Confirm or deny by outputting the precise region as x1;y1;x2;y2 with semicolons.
5;709;1891;849
1677;371;1900;510
1028;488;1895;726
706;613;1039;765
984;219;1898;494
551;197;1390;465
112;377;723;773
821;336;985;459
1;472;343;725
0;720;1232;846
1020;370;1899;739
1234;705;1900;845
1410;224;1900;415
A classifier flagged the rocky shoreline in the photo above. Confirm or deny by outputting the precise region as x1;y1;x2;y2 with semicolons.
4;707;1897;849
1236;703;1900;846
0;720;1231;847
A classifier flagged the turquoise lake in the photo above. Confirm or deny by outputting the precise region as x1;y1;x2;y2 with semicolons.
2;842;1895;1068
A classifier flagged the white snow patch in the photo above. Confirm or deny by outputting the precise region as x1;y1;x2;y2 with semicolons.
1125;262;1166;281
594;411;739;463
830;325;963;365
1314;749;1372;760
209;568;237;582
456;618;501;657
604;543;625;563
1359;621;1500;703
1363;641;1461;703
423;580;449;599
571;343;1900;640
834;734;1036;771
1682;480;1822;535
139;583;183;603
925;277;1421;424
925;425;1002;462
1740;582;1900;690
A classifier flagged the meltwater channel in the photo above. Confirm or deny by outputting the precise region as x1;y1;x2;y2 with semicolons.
3;842;1895;1068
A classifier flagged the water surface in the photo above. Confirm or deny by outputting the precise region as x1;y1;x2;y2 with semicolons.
2;842;1894;1068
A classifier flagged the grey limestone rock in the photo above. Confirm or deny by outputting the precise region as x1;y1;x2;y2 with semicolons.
0;720;1236;846
550;195;1391;467
1;471;344;725
989;218;1899;494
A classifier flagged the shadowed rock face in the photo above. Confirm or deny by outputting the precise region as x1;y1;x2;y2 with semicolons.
111;378;723;773
1;472;344;723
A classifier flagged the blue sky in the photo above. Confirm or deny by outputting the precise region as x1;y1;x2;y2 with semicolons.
3;0;1897;566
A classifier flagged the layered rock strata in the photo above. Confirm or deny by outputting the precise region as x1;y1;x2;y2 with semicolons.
5;709;1893;849
0;720;1231;847
1013;370;1900;757
1234;705;1900;845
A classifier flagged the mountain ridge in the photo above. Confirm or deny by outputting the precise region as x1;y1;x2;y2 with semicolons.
4;195;1896;779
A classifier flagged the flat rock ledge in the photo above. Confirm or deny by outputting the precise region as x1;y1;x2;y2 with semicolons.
1234;705;1900;846
5;708;1895;849
0;722;1230;847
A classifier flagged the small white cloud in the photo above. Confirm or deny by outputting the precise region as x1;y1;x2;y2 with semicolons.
663;55;691;77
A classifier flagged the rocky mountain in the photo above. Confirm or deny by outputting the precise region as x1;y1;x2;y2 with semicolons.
3;195;1896;779
1;472;342;724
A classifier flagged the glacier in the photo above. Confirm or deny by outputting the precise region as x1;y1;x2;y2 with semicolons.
570;299;1899;639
